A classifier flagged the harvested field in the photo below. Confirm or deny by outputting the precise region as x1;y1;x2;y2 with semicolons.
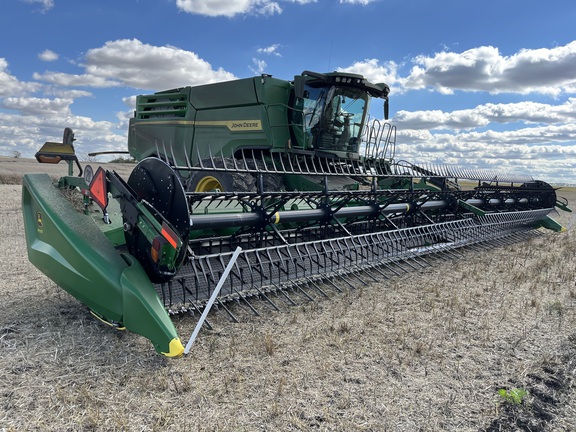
1;157;576;431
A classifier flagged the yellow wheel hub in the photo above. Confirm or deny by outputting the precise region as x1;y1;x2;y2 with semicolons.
195;176;223;192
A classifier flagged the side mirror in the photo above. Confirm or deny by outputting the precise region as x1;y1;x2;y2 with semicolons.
294;76;305;99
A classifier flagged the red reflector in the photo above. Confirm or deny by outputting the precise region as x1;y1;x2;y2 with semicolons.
89;167;108;210
151;236;163;263
161;222;178;249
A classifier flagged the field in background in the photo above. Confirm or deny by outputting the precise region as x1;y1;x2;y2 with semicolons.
0;157;135;185
1;157;576;430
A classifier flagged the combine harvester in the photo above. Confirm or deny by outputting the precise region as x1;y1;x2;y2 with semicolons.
22;71;570;357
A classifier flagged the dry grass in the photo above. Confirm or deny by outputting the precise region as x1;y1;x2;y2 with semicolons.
2;159;576;431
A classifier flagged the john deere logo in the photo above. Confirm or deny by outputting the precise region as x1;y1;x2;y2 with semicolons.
197;120;262;131
229;121;261;130
36;211;43;233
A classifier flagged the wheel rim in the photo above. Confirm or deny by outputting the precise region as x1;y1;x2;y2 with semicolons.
195;175;223;192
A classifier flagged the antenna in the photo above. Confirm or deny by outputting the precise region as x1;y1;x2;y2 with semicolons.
327;36;335;70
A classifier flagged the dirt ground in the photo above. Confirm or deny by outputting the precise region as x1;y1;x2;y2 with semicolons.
1;157;576;431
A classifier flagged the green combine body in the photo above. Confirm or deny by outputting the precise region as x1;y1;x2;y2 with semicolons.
129;75;293;164
21;72;570;357
128;71;390;189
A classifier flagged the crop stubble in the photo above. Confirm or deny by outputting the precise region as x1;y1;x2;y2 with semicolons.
1;158;576;431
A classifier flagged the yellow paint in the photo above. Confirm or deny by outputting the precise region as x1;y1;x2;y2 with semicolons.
37;142;76;155
162;338;185;358
195;175;223;192
136;119;262;131
89;310;126;330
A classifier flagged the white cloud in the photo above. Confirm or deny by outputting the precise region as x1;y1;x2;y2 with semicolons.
22;0;54;12
394;99;576;131
117;96;138;128
46;88;93;99
122;95;137;110
394;139;576;183
249;58;267;75
0;39;238;160
339;0;375;4
257;44;282;56
251;44;281;72
259;1;282;15
454;123;576;147
382;97;576;183
338;58;401;88
402;42;576;96
38;49;59;62
0;110;124;160
1;97;72;116
33;39;236;90
393;111;576;183
175;0;313;17
3;35;576;182
175;0;281;17
33;71;122;88
344;41;576;99
0;58;42;97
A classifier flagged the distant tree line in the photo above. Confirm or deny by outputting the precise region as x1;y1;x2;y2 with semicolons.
108;156;137;164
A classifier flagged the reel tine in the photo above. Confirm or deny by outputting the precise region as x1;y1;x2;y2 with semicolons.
154;181;559;327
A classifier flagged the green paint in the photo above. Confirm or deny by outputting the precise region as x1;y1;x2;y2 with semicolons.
22;174;181;356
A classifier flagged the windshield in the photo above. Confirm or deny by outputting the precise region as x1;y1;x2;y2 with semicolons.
302;85;369;153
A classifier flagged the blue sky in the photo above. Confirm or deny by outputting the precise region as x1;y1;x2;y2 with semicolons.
1;0;576;183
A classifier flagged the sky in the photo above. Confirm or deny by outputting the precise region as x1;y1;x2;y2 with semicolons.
1;0;576;184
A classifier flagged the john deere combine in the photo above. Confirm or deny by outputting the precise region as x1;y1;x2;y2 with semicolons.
22;71;570;357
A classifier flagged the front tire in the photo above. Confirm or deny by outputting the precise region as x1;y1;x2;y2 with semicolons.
186;158;256;192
